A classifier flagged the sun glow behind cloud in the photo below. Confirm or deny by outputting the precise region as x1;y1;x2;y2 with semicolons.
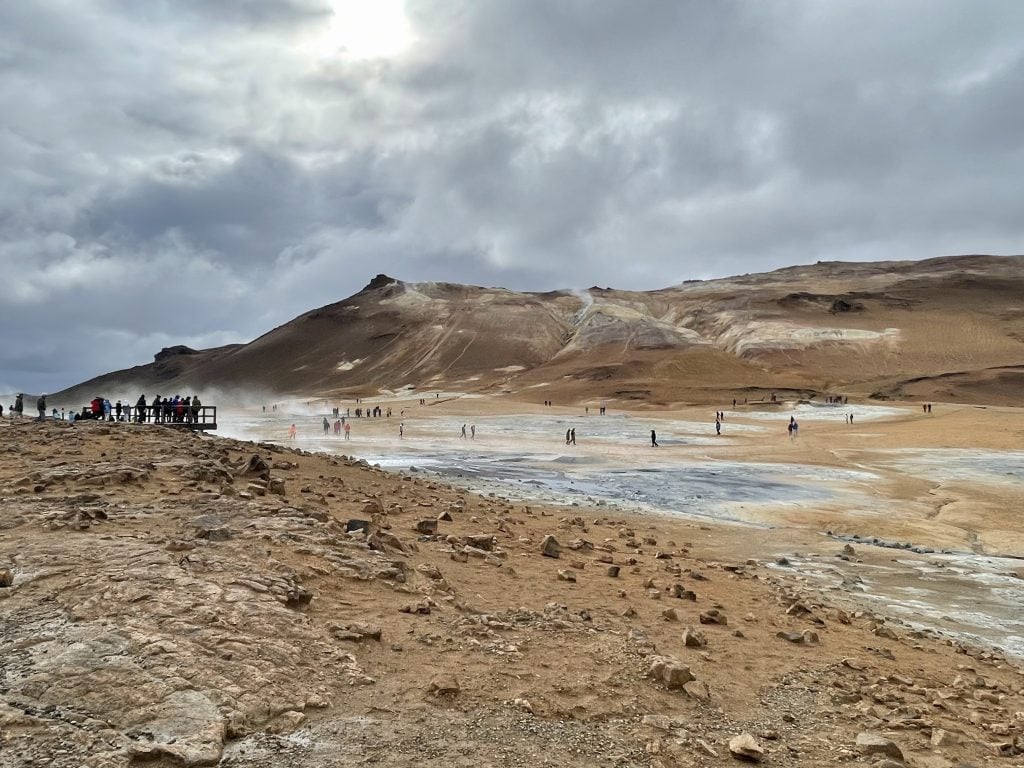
305;0;415;60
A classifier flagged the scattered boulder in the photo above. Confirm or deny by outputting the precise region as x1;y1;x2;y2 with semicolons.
236;454;270;480
428;676;460;696
463;534;496;551
415;519;438;535
699;609;727;625
681;627;707;648
641;714;678;731
330;622;383;642
357;496;383;515
416;563;444;580
267;710;306;734
400;601;431;615
192;514;231;542
785;602;813;617
541;535;561;558
855;732;904;761
728;733;764;762
931;729;959;747
0;568;12;587
284;585;313;610
557;569;577;583
346;519;371;534
776;630;819;645
683;680;711;701
874;624;900;640
606;565;621;577
368;530;411;553
512;697;534;714
647;656;694;689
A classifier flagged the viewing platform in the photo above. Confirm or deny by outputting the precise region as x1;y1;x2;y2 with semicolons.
77;405;218;431
159;405;218;431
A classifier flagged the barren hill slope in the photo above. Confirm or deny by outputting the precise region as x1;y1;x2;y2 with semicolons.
54;255;1024;405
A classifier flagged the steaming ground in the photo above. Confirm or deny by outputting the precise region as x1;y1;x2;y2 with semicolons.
213;394;1024;657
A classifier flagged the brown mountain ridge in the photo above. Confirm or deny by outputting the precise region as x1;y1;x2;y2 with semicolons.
54;254;1024;406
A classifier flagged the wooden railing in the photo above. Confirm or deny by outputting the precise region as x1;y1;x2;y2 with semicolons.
81;404;218;431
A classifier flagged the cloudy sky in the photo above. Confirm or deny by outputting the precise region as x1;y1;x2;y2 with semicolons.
2;0;1022;393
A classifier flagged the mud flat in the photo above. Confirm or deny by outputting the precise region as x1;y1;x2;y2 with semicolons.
218;398;1024;661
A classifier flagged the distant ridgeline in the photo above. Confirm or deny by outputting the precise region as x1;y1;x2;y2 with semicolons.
48;255;1024;407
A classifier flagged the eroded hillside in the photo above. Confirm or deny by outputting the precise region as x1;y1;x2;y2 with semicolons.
53;255;1024;405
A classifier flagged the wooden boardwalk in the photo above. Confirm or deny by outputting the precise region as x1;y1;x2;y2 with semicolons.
160;405;218;431
95;405;219;431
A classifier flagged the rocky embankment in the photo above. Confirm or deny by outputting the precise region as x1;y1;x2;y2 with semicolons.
0;419;1022;767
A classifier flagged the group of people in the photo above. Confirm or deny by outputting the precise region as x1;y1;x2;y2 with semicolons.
350;406;389;418
127;394;204;424
319;417;352;439
2;392;206;425
2;393;25;420
2;393;30;420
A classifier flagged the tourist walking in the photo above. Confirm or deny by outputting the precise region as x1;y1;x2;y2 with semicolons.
651;429;658;447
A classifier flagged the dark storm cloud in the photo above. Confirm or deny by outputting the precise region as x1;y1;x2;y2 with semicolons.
1;0;1023;392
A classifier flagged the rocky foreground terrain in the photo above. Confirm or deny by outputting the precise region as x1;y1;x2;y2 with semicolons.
2;418;1023;767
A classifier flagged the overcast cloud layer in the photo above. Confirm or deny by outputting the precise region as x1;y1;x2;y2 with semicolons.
2;0;1023;393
